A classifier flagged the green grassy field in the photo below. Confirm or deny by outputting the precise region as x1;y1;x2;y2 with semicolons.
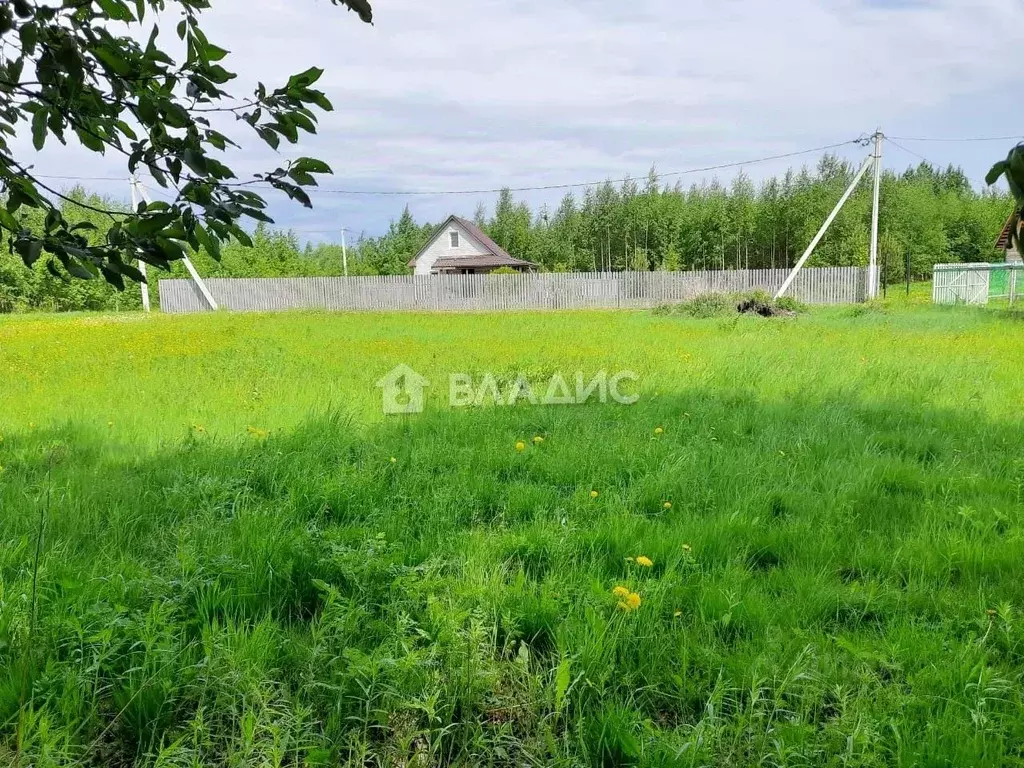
2;297;1024;766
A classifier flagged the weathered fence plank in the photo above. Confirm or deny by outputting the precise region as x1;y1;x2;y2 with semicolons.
158;267;868;314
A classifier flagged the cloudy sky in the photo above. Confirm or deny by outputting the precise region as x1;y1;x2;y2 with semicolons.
21;0;1024;243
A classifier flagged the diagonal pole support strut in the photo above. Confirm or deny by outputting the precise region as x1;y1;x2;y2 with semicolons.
133;178;219;311
774;153;875;300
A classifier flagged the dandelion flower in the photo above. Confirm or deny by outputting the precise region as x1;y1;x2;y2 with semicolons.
515;441;526;452
390;457;397;464
636;556;653;568
663;501;672;510
616;591;641;611
654;427;664;435
590;490;599;499
674;610;682;618
612;585;631;598
533;436;544;444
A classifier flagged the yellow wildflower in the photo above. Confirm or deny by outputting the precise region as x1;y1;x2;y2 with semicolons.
612;585;631;598
663;501;672;510
107;421;114;428
616;591;641;611
654;426;664;435
515;441;526;452
532;436;544;444
590;490;599;499
390;457;397;463
674;610;682;618
636;556;653;568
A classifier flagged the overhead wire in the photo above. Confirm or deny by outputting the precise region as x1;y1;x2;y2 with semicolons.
24;134;1023;195
885;137;933;165
887;134;1024;143
29;137;863;197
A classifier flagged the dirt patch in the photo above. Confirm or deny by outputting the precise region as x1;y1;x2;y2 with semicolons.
736;297;797;317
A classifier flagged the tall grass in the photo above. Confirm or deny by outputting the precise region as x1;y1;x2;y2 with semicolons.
1;298;1024;765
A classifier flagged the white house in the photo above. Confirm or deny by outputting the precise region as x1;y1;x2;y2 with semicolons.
408;216;537;275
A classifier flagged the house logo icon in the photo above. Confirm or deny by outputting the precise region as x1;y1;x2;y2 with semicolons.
376;364;431;414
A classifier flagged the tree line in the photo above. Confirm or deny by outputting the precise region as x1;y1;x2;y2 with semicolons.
0;155;1014;312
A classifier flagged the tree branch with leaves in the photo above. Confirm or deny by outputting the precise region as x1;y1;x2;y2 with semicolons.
0;0;372;288
986;142;1024;252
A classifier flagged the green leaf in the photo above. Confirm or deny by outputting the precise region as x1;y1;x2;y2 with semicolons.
183;148;209;175
286;67;324;91
336;0;373;23
293;157;333;175
44;208;61;234
31;107;47;150
100;265;126;290
194;224;221;260
554;657;571;713
0;208;18;231
93;45;133;76
13;237;42;267
62;257;96;280
134;211;177;236
18;21;37;53
985;161;1009;187
203;42;230;62
95;0;134;22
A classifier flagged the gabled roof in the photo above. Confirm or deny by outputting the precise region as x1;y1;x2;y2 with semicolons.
408;215;537;269
996;213;1019;250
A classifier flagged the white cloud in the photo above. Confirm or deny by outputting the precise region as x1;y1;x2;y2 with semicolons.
16;0;1024;239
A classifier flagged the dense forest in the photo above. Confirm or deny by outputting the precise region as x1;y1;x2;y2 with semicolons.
0;155;1013;312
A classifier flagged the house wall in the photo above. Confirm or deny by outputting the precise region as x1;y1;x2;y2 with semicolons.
413;221;490;275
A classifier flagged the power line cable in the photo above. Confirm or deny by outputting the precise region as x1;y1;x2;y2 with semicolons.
306;139;862;196
30;137;861;197
885;137;997;188
887;134;1024;143
885;137;933;165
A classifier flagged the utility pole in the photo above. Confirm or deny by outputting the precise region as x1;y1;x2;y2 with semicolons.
133;178;219;311
341;228;349;277
869;128;883;299
129;176;150;312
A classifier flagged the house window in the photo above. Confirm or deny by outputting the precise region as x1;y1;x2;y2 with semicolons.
449;231;460;248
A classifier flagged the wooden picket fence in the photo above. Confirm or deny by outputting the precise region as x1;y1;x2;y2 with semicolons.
158;267;868;314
